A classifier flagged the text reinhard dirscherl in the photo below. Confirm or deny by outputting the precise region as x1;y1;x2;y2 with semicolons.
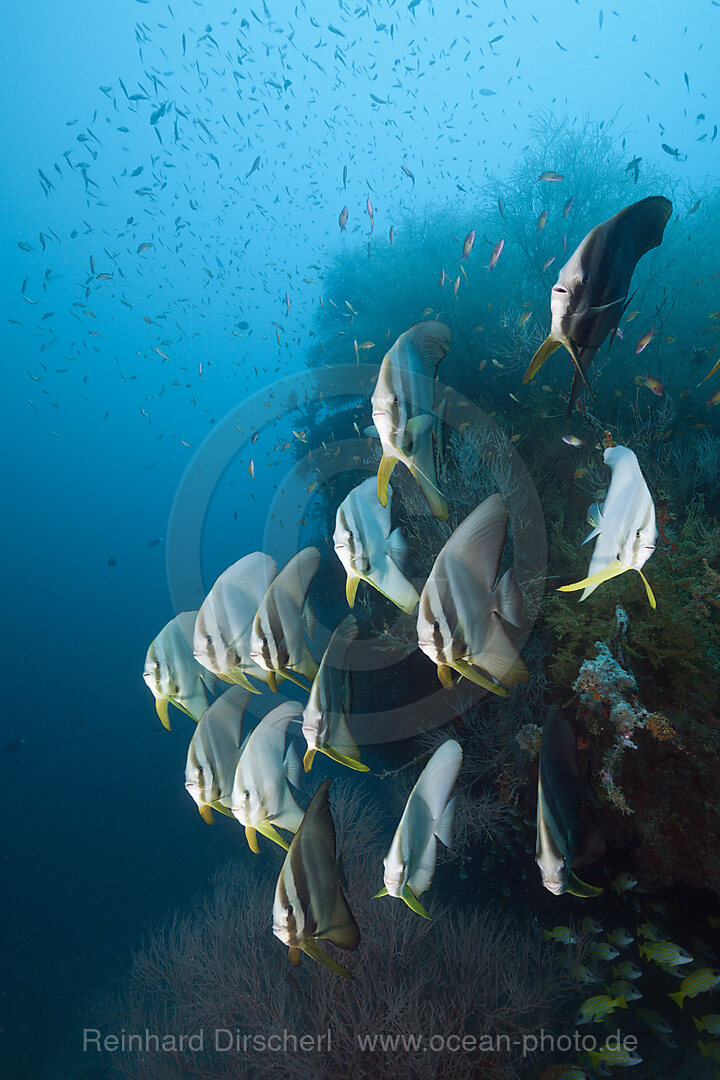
83;1028;639;1057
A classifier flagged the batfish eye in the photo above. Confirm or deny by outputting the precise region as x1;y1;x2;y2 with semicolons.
262;636;268;648
286;904;293;917
580;271;589;285
243;790;250;799
205;634;212;646
635;529;641;538
391;393;399;405
433;621;440;633
154;660;160;671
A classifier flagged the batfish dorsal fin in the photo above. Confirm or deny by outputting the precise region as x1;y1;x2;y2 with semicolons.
403;320;451;376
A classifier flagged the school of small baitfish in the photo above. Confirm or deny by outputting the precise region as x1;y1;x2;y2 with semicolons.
143;196;720;1041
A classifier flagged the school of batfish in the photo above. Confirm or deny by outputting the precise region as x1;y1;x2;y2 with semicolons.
143;198;673;978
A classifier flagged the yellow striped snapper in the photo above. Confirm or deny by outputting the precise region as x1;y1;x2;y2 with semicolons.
333;477;419;613
669;968;720;1008
193;552;278;692
273;779;360;977
417;494;528;695
250;547;320;692
575;994;627;1024
302;615;368;774
606;979;642;1002
637;1008;674;1037
587;1045;642;1068
558;446;656;607
608;927;634;948
375;739;462;918
230;700;304;852
185;685;250;824
694;1015;720;1036
639;940;693;966
612;960;642;980
370;320;450;521
143;611;217;729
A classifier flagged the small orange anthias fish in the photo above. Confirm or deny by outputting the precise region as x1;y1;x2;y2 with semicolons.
537;209;548;231
338;205;348;230
562;196;574;217
635;371;663;395
461;229;475;259
708;387;720;408
538;170;564;182
635;326;656;354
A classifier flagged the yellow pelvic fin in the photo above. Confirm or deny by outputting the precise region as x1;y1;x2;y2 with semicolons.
245;826;260;854
402;884;432;919
155;696;171;731
228;668;261;693
266;669;278;693
257;822;290;850
301;938;352;978
522;335;561;385
557;558;625;597
345;573;360;608
303;747;316;773
373;886;389;898
636;568;657;609
281;667;313;692
377;453;398;507
437;663;454;689
198;803;214;825
452;657;510;698
320;745;370;772
567;871;603;898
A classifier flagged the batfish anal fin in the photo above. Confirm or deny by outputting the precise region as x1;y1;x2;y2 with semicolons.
401;884;432;919
300;939;352;978
566;871;603;898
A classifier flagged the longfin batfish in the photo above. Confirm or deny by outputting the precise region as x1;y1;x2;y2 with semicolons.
230;700;305;851
535;706;605;897
417;494;529;695
371;320;450;520
273;780;360;976
523;196;672;414
185;685;250;823
377;739;462;917
143;611;218;728
333;477;419;614
558;445;656;607
193;552;278;692
302;615;369;773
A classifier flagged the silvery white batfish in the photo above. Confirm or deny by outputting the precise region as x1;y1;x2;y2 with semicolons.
371;320;450;520
417;493;528;696
250;547;320;692
230;700;304;852
536;706;605;898
185;685;252;824
375;739;462;918
273;779;360;977
558;445;657;607
143;611;218;730
523;196;672;414
333;476;419;612
193;552;278;692
302;614;368;774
